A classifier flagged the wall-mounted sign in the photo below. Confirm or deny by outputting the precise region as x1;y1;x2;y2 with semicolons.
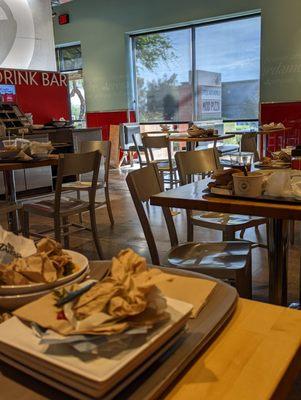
0;0;56;71
0;69;67;87
0;84;16;102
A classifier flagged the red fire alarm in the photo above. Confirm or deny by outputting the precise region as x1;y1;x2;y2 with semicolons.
59;14;69;25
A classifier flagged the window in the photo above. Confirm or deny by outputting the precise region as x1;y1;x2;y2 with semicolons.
131;14;261;125
56;44;86;127
195;16;261;121
133;29;192;123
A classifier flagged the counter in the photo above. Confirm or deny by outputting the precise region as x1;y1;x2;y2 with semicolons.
0;127;102;197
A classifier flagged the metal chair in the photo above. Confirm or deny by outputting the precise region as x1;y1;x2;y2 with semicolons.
126;163;252;298
132;133;147;168
240;133;260;162
22;151;104;259
175;149;268;244
63;140;114;226
142;134;179;189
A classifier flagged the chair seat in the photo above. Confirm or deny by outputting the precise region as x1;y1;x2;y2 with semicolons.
164;241;250;274
23;197;90;217
62;181;104;191
152;160;177;171
191;211;266;230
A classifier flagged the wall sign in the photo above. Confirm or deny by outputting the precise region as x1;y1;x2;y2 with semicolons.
0;0;56;71
0;69;67;87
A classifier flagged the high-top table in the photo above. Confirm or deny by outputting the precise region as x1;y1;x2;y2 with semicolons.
0;155;58;231
150;178;301;306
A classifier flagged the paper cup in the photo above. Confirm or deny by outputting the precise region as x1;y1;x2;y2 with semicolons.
233;171;264;197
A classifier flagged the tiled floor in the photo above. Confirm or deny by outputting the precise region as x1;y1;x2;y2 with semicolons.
3;166;301;398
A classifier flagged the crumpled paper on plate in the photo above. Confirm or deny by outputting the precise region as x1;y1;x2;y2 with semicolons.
264;170;301;198
14;249;172;336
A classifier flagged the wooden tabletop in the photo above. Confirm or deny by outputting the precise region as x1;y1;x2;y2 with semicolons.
0;155;58;171
150;178;301;220
166;298;301;400
1;263;301;399
168;134;235;142
226;127;293;136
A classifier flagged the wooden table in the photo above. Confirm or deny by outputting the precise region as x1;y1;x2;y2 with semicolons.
168;133;235;151
0;155;58;230
1;263;301;399
150;178;301;306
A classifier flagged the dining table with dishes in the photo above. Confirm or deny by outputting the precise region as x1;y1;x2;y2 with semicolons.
0;242;301;400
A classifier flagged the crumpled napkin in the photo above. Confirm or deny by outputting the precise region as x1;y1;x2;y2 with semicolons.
264;171;301;198
14;249;172;336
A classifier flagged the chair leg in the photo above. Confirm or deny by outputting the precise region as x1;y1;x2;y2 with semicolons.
21;210;30;238
105;187;114;226
89;207;104;259
62;216;70;249
222;229;235;241
290;220;295;245
235;265;252;299
187;211;194;242
77;191;83;225
54;217;61;244
240;228;246;239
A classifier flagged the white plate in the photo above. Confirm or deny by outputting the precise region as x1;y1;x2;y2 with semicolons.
0;266;89;311
0;250;88;295
0;298;192;398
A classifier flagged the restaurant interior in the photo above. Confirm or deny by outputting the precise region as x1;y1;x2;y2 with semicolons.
0;0;301;399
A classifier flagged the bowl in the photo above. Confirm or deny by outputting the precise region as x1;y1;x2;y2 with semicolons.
233;171;264;197
0;266;90;311
0;250;89;295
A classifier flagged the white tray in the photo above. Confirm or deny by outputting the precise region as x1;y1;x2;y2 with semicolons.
0;297;192;398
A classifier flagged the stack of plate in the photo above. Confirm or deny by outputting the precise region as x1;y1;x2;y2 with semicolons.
0;250;89;310
0;298;192;399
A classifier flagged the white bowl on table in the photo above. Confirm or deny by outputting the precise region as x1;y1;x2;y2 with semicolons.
0;266;90;311
0;250;89;296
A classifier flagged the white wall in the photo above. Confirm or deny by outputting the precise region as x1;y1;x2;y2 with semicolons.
0;0;56;71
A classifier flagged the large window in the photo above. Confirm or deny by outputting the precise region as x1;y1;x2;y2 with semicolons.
131;14;261;124
56;44;86;127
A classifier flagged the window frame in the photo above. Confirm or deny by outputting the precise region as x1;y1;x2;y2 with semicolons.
130;12;261;124
56;43;87;127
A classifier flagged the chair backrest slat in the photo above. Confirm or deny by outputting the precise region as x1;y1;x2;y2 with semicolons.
240;133;259;162
55;151;101;212
175;148;220;185
79;140;111;184
126;164;178;265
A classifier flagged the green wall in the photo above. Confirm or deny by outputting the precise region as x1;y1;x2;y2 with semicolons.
53;0;301;113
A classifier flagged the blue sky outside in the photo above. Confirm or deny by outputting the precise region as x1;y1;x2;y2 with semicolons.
136;16;261;85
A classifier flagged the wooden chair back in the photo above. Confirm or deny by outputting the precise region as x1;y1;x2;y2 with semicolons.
126;163;178;265
142;134;173;167
240;133;259;162
80;140;111;185
55;151;101;213
132;133;145;168
175;148;220;185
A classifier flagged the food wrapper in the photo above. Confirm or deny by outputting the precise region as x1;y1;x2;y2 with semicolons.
0;226;36;264
14;249;172;336
0;229;77;285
